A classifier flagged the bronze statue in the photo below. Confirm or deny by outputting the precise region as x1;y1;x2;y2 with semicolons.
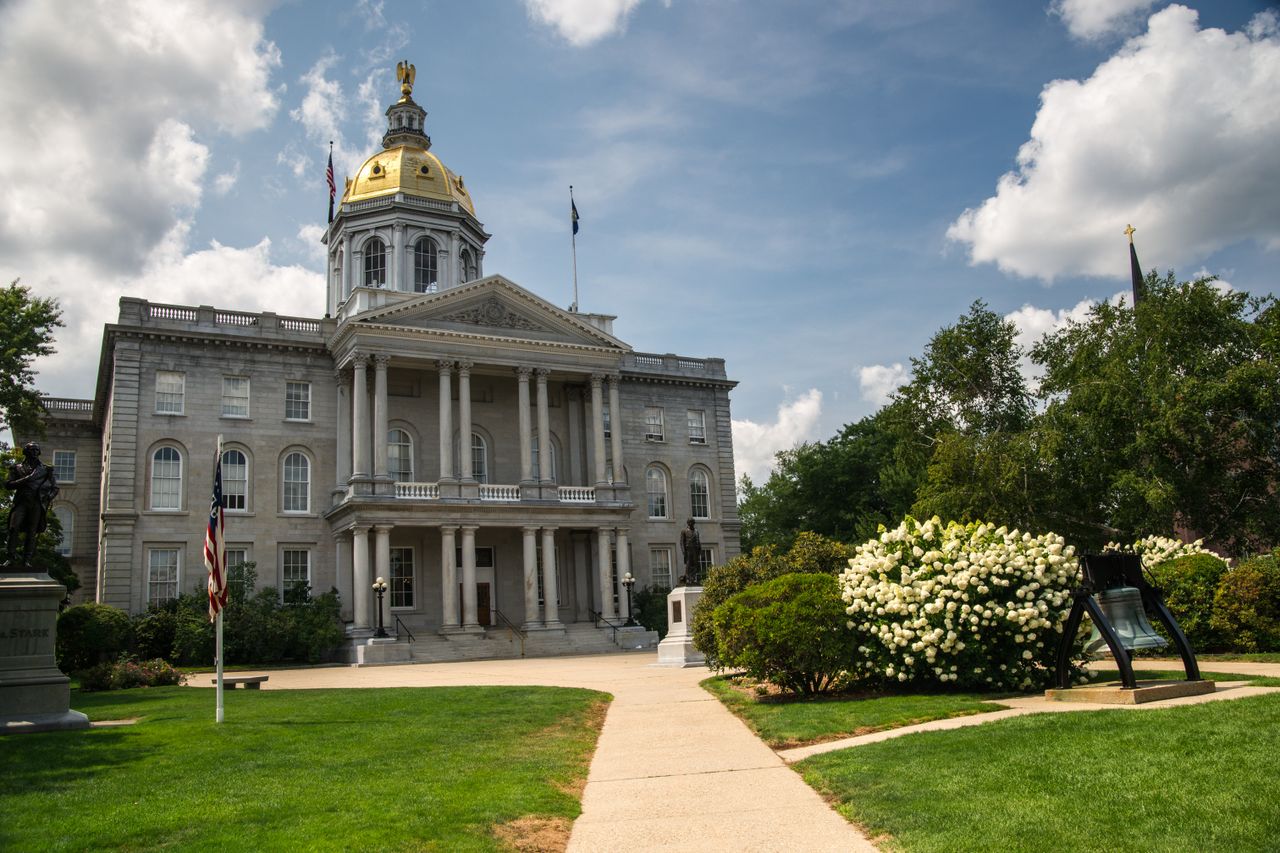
678;518;702;586
5;442;59;570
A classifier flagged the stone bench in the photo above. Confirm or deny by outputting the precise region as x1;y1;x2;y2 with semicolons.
210;675;269;689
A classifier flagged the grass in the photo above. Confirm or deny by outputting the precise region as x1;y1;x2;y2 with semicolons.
1090;668;1280;688
0;685;608;852
702;675;1009;748
1195;652;1280;664
798;692;1280;852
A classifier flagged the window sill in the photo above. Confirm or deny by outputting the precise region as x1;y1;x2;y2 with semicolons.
279;512;319;519
220;415;252;421
144;510;190;516
224;510;255;517
645;437;665;443
154;411;186;417
689;439;707;445
284;418;313;424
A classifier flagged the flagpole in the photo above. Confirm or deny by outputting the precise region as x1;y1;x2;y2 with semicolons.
215;434;225;724
570;185;579;313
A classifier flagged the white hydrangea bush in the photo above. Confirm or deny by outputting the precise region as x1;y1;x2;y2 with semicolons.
1104;535;1228;568
839;516;1087;691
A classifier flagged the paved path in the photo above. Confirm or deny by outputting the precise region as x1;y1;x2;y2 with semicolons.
216;654;877;852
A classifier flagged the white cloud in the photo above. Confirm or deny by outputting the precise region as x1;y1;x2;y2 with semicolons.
212;161;240;196
948;6;1280;282
1051;0;1157;40
1003;291;1127;388
523;0;650;46
731;389;823;486
857;363;908;407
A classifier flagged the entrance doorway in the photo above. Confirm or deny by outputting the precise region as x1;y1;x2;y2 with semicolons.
456;546;496;627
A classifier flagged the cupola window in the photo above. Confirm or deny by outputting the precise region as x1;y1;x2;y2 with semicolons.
414;237;438;292
459;248;475;283
364;238;387;287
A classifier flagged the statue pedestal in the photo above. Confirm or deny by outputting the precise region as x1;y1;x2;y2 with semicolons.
657;585;705;667
0;573;90;734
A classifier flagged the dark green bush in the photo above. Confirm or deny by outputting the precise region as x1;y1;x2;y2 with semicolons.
164;583;345;666
56;602;131;672
131;607;178;660
1148;553;1230;651
79;657;185;691
632;585;670;637
1212;552;1280;652
711;573;859;695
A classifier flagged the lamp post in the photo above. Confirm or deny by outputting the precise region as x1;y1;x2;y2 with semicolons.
372;577;389;638
621;571;637;627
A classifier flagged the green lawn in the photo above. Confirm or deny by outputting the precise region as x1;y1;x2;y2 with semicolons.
0;685;608;852
702;675;1009;748
1091;668;1280;688
798;692;1280;852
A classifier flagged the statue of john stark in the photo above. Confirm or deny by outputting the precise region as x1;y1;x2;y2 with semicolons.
678;517;702;586
5;442;59;570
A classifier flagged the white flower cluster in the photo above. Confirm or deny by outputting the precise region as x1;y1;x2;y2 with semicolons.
1104;535;1227;568
839;516;1083;691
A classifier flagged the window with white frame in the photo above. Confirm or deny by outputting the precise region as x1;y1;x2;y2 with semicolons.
459;248;475;282
282;452;310;513
535;541;562;606
282;549;310;592
221;376;250;418
390;547;414;608
221;449;248;511
646;466;668;518
530;434;557;483
148;548;180;605
285;381;311;421
644;406;664;441
388;429;413;482
414;237;438;292
155;371;185;414
602;402;611;438
699;547;715;577
52;506;73;557
150;447;183;510
225;547;250;598
689;468;710;519
364;238;387;287
471;433;487;484
52;450;76;483
649;547;672;588
687;409;706;444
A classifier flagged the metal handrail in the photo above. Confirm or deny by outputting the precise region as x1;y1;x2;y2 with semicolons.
491;608;526;657
589;609;623;643
393;615;416;643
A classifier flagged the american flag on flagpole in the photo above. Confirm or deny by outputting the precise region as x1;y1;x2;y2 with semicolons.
204;443;228;622
327;144;336;224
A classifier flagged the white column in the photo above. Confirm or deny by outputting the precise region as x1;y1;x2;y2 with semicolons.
437;247;448;291
608;374;624;484
352;525;371;630
391;224;403;292
517;367;533;483
351;354;369;479
616;527;631;621
405;239;416;292
373;354;389;481
590;373;607;486
341;234;351;300
457;360;473;481
522;525;541;629
461;525;479;629
374;524;391;630
334;532;353;622
536;368;551;483
335;368;351;488
541;526;562;628
597;528;615;620
440;525;459;630
437;360;454;481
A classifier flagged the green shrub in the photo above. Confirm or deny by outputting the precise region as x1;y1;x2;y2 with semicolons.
1211;552;1280;652
285;589;345;663
79;657;185;691
56;603;131;672
711;573;859;695
172;605;216;665
131;607;178;660
632;585;670;637
1147;553;1229;651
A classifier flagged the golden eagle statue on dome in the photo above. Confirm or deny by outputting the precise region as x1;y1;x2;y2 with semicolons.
397;60;416;98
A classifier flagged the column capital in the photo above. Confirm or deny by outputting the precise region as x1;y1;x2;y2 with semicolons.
515;365;533;379
334;367;351;384
522;524;541;534
456;359;473;375
460;524;480;534
372;523;393;534
589;372;605;387
373;353;390;368
351;352;369;369
439;523;459;534
535;367;551;380
615;526;630;536
351;523;371;535
436;358;454;372
540;525;560;533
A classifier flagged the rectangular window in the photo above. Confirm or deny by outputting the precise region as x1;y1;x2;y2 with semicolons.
687;410;706;444
391;547;415;608
650;548;672;589
148;548;180;605
225;548;251;597
282;549;310;591
155;371;185;415
285;381;311;421
454;547;495;569
699;547;715;577
52;450;76;483
221;376;250;418
535;542;562;606
602;403;611;439
644;406;664;441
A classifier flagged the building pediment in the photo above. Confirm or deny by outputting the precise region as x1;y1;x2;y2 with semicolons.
347;275;629;350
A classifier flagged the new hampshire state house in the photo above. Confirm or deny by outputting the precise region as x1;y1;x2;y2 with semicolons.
36;69;741;663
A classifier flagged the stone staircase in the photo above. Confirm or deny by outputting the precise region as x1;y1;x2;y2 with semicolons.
342;621;658;666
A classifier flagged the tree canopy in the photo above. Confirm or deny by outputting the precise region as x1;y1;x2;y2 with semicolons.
0;278;63;437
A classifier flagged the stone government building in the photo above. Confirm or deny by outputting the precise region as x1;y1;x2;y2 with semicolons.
35;70;741;660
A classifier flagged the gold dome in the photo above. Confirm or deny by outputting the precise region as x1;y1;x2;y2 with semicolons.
342;145;476;217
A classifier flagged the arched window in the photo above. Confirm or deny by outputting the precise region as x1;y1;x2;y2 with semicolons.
151;446;183;510
689;468;710;519
52;506;74;557
471;433;488;484
363;237;386;287
221;449;248;511
530;434;558;483
283;452;310;513
388;429;413;482
645;466;668;519
459;248;475;283
414;237;438;292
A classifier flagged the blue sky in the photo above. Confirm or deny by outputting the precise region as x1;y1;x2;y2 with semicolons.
2;0;1277;481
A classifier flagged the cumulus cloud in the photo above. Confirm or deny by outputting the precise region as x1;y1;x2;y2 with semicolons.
212;162;240;196
948;6;1280;282
731;389;823;486
1051;0;1158;40
523;0;653;46
858;363;909;407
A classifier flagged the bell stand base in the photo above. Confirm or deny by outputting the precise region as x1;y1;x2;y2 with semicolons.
1046;678;1215;705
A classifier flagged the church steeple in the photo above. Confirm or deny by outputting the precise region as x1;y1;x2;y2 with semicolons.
382;60;431;150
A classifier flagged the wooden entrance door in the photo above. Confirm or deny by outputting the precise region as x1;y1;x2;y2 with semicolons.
459;582;493;627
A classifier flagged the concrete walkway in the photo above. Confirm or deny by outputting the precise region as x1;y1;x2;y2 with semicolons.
216;653;877;852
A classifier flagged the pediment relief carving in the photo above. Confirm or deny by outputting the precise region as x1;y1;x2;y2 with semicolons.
438;296;548;333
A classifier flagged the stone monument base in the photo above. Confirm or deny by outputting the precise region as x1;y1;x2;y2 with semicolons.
1045;679;1216;705
657;585;705;667
1;573;90;735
